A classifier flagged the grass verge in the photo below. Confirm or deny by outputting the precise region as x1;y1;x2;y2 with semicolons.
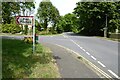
96;36;120;42
2;39;60;78
38;31;61;36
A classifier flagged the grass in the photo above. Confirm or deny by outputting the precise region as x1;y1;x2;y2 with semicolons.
96;36;120;42
38;31;61;36
2;39;60;78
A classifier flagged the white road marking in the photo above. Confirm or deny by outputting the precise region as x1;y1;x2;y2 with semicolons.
108;70;119;78
82;48;86;52
70;39;80;47
77;45;81;47
97;61;106;67
70;39;84;50
80;47;83;49
86;52;90;55
91;56;97;60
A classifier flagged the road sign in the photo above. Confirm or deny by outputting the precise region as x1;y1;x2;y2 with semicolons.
16;16;33;25
16;16;35;54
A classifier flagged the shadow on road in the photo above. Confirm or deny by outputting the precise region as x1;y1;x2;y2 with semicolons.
64;32;97;37
53;55;61;59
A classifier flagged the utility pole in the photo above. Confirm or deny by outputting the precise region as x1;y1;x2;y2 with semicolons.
104;14;107;38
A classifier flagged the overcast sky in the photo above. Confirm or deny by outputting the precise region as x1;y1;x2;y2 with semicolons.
35;0;80;16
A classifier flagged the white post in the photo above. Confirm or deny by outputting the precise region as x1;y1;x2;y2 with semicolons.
33;16;35;53
104;14;107;38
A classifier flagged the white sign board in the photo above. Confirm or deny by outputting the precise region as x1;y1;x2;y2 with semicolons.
16;16;33;25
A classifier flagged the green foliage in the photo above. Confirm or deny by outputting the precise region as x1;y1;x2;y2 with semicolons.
56;16;64;33
20;2;35;16
109;19;120;33
37;0;60;31
2;2;20;24
23;25;28;35
38;31;52;35
2;2;35;24
74;2;120;36
35;27;39;34
35;19;41;31
2;23;21;34
0;24;2;32
57;14;79;33
56;24;64;33
72;27;79;33
24;37;33;44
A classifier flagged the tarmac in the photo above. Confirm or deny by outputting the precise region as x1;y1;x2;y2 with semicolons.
41;42;100;78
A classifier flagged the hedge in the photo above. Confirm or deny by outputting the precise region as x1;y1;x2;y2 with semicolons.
2;24;21;34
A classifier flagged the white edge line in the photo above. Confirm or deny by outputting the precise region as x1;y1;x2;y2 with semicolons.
97;61;106;68
80;47;83;49
86;52;90;55
82;49;86;52
91;56;97;60
70;39;83;49
108;70;119;78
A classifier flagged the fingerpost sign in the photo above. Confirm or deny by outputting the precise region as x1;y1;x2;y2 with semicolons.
16;16;35;53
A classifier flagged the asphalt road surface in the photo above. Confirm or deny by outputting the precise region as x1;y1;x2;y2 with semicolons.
39;32;119;78
42;42;100;78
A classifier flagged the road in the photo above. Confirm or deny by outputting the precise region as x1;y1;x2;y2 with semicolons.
42;42;99;78
39;32;119;78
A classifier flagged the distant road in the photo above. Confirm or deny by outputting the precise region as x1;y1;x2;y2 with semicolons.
39;32;119;78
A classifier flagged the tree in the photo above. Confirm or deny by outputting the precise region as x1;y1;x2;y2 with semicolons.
56;16;65;33
20;2;35;16
2;2;35;24
73;2;120;36
57;13;79;32
2;2;20;24
37;0;60;32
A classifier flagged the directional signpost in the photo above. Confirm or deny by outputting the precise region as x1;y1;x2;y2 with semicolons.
16;16;35;53
16;16;33;25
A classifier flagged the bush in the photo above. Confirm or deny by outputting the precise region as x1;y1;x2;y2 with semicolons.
0;24;2;32
24;37;33;44
39;31;52;35
56;25;64;33
72;27;79;33
23;25;28;35
2;23;21;34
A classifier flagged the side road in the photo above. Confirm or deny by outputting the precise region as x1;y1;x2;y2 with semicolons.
41;42;100;78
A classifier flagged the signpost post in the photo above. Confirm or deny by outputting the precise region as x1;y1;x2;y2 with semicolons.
33;16;35;54
16;16;35;54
